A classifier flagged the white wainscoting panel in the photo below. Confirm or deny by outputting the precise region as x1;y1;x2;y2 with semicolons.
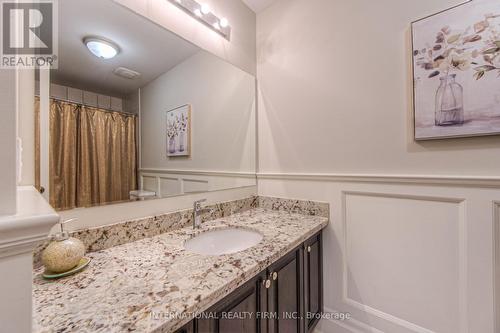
142;175;159;195
257;174;498;333
343;192;464;333
183;178;209;193
139;169;256;198
159;176;181;197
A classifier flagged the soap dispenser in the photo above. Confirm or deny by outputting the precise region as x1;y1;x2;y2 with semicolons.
41;218;85;274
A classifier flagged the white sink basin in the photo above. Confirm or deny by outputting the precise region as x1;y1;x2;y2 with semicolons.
184;228;263;256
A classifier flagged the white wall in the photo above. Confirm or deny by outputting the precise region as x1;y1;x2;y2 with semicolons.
256;0;500;332
141;51;256;173
113;0;256;75
140;51;256;198
0;69;17;215
123;90;140;115
257;0;500;176
18;70;35;186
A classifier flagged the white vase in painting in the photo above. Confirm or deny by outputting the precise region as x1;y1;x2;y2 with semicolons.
435;74;464;126
168;136;176;154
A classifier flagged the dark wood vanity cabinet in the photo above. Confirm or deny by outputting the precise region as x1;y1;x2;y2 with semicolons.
197;271;268;333
177;321;195;333
177;231;323;333
267;248;304;333
304;233;322;332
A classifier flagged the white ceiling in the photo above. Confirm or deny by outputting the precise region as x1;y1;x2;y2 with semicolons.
54;0;200;97
241;0;278;13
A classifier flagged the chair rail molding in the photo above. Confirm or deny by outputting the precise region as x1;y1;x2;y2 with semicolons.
140;169;257;198
141;168;256;178
257;172;500;188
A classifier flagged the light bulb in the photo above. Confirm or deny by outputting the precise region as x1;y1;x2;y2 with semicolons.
213;22;220;30
220;18;228;28
201;3;210;15
194;8;202;17
175;0;181;3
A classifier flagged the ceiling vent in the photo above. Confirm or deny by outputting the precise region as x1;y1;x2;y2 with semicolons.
113;67;141;80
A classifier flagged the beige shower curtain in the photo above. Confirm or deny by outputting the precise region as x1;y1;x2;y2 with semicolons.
36;99;137;210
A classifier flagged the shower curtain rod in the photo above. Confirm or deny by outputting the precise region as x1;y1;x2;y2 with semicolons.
35;94;138;117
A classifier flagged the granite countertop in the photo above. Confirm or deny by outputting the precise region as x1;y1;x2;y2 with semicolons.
33;208;328;333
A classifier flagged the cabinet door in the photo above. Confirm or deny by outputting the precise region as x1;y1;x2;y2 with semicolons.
175;321;194;333
197;272;267;333
268;248;304;333
304;233;323;332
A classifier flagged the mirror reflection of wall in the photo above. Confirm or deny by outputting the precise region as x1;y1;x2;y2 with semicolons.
30;0;256;211
140;51;256;196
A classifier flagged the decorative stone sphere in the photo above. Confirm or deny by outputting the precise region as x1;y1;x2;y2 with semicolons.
41;238;85;273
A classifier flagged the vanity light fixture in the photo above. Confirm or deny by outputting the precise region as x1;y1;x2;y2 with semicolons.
84;37;119;59
200;3;210;14
168;0;231;40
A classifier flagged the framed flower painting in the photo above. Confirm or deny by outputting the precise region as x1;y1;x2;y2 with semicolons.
412;0;500;140
166;104;191;157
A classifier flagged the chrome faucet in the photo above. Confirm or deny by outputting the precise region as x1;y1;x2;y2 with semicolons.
193;199;211;229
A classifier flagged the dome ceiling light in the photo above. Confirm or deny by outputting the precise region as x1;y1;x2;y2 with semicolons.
84;37;119;59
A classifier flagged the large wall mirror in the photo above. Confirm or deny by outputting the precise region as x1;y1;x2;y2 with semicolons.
32;0;256;211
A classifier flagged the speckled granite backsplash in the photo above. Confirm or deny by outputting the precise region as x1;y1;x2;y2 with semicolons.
33;196;328;267
258;196;329;218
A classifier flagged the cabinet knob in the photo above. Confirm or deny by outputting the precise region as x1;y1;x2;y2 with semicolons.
307;246;312;253
265;279;271;289
272;272;278;280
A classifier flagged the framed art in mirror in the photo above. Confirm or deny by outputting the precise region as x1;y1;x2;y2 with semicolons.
167;105;191;157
